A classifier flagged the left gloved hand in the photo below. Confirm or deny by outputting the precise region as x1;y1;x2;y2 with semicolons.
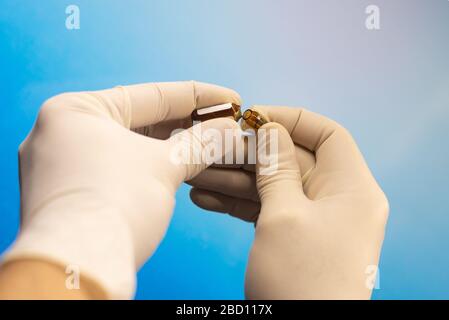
2;81;241;299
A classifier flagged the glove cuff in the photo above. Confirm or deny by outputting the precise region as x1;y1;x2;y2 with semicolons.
1;198;136;299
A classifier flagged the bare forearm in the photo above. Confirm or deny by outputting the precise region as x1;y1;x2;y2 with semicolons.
0;259;106;300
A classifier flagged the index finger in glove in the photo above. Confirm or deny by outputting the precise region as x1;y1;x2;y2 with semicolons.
125;81;242;129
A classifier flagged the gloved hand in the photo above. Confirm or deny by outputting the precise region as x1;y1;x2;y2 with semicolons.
189;106;389;299
2;81;241;299
188;109;316;222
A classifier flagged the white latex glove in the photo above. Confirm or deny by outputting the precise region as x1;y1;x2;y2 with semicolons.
2;81;241;299
190;106;389;299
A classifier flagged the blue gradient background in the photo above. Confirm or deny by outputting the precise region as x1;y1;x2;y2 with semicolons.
1;0;448;299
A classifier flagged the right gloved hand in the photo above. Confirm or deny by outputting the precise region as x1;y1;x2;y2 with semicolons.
189;106;389;299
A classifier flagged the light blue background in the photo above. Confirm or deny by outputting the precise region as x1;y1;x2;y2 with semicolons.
1;0;448;299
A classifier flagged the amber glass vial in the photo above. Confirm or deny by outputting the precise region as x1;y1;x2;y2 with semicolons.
241;109;268;129
191;103;241;122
